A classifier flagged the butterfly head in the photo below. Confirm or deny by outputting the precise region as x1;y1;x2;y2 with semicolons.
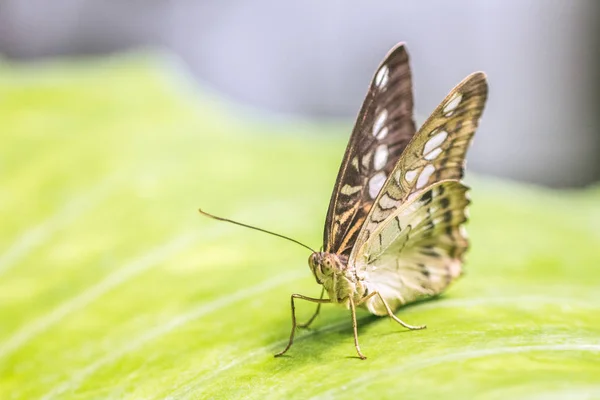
308;252;347;284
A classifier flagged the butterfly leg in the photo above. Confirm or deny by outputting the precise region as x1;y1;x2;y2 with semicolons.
275;294;331;357
356;291;379;306
297;287;326;329
348;296;367;360
375;292;426;330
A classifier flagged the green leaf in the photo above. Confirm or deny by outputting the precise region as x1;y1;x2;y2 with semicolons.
1;56;599;399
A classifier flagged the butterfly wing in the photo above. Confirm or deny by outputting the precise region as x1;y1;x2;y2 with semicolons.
349;71;488;258
354;181;470;315
324;43;417;256
348;72;488;313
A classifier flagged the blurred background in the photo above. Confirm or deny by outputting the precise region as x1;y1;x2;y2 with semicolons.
1;0;599;187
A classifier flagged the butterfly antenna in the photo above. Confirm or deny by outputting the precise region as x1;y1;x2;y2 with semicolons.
198;208;317;253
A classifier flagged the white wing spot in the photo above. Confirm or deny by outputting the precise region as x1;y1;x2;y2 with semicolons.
464;206;470;219
405;169;418;183
374;145;388;171
376;126;389;140
351;156;359;171
416;165;435;189
378;193;397;210
372;110;387;137
375;65;389;88
368;172;387;199
459;225;468;239
424;147;442;161
448;259;462;278
424;130;448;155
340;184;362;196
443;92;462;116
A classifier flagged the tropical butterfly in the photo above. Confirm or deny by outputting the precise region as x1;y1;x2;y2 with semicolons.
200;42;488;359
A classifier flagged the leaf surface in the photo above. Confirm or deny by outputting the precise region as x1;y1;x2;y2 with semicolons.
0;56;599;399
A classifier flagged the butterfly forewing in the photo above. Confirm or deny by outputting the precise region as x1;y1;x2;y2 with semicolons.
349;72;488;257
324;43;417;256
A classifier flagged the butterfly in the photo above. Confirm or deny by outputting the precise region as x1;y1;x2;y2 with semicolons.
200;42;488;359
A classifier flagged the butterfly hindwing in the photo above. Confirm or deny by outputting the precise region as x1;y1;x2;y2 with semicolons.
355;181;470;315
324;43;417;256
350;72;488;256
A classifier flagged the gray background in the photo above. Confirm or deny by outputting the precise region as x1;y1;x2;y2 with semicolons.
1;0;598;187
